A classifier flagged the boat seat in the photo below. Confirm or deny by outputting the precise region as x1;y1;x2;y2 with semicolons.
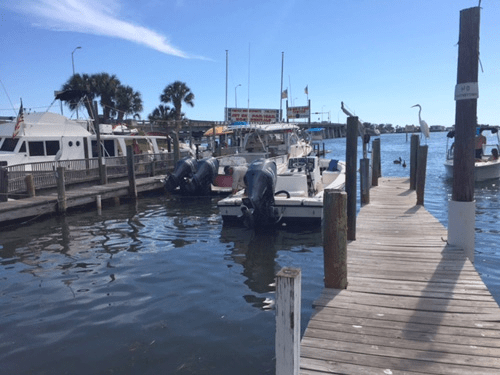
323;171;340;186
276;174;308;196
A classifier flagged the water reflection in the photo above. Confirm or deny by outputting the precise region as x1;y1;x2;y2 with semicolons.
220;224;322;309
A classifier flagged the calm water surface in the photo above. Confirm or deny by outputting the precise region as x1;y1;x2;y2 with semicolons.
1;132;499;374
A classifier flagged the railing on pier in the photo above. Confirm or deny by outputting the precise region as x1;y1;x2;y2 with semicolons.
5;151;189;197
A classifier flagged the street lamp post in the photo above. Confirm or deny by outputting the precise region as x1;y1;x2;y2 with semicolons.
235;84;241;108
71;46;82;118
71;46;81;76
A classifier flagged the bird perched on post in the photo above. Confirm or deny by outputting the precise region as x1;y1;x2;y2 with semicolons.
411;104;430;141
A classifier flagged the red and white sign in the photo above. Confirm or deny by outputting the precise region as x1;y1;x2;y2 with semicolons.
287;106;310;119
226;108;280;123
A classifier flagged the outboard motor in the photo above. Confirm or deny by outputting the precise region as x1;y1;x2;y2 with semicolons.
164;156;198;193
184;157;219;196
240;159;277;228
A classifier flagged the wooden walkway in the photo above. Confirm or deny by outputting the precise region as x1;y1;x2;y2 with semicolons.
300;177;500;375
0;176;166;224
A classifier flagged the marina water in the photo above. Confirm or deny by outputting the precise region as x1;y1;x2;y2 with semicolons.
1;132;498;374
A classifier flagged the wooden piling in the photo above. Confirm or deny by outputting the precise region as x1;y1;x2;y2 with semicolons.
409;134;420;190
56;166;66;213
323;189;348;289
346;116;357;241
126;145;138;199
371;138;381;186
452;6;480;203
96;195;102;215
416;145;428;206
93;101;107;185
0;161;8;202
173;131;180;165
25;174;35;197
359;158;370;205
448;6;480;263
275;267;301;375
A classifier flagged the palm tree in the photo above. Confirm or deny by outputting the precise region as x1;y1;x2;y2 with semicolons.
115;85;143;122
61;73;96;119
92;73;121;122
148;105;175;133
160;81;195;127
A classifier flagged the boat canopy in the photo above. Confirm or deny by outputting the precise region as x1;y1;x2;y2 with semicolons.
447;126;498;138
226;123;299;132
203;126;233;136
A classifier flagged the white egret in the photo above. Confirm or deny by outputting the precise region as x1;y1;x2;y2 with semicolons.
411;104;430;140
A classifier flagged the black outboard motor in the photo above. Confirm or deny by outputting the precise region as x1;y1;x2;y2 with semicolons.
184;157;219;196
164;156;198;193
240;158;277;228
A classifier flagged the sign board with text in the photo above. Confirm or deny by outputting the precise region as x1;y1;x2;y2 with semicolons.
287;106;310;119
226;108;280;123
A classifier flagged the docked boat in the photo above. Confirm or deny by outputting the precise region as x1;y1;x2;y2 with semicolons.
0;110;179;169
213;122;312;188
444;127;500;182
218;155;345;227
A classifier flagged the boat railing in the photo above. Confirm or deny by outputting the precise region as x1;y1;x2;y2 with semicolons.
5;151;186;197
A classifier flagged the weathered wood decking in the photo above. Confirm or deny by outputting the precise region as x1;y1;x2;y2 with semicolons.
300;177;500;374
0;176;166;224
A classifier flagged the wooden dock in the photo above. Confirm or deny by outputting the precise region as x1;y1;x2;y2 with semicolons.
300;177;500;374
0;176;166;224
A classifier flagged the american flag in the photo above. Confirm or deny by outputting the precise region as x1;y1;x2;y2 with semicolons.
12;100;24;138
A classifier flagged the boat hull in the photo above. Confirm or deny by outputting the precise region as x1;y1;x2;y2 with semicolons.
444;160;500;182
218;197;323;225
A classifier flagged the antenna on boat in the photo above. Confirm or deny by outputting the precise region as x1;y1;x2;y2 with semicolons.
247;42;251;127
0;77;17;116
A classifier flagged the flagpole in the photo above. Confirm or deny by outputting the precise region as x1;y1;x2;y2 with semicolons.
225;50;228;122
280;52;284;122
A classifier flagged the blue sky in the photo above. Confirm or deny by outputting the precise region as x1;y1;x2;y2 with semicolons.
0;0;498;127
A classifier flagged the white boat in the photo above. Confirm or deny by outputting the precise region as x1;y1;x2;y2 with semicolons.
444;127;500;182
0;111;175;169
213;122;312;189
218;155;345;227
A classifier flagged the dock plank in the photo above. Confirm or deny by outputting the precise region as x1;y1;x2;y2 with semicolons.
300;177;500;374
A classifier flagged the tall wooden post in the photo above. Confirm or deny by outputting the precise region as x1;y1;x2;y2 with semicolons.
449;6;480;263
126;145;138;199
173;131;180;165
25;175;35;197
94;101;107;185
56;166;67;213
371;138;380;187
359;158;370;205
346;116;358;240
275;267;301;375
409;134;420;190
416;145;428;206
323;189;348;289
0;161;8;202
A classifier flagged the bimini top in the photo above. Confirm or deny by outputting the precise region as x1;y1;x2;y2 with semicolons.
0;112;92;138
226;122;299;132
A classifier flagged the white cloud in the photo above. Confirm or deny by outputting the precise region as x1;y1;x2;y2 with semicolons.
14;0;197;59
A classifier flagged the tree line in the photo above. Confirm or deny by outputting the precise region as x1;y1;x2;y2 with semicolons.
61;73;194;131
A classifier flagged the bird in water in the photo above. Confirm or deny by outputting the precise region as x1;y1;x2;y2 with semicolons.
402;160;407;168
393;157;402;164
411;104;430;142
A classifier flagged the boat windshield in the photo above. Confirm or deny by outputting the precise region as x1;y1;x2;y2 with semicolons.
288;157;315;171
